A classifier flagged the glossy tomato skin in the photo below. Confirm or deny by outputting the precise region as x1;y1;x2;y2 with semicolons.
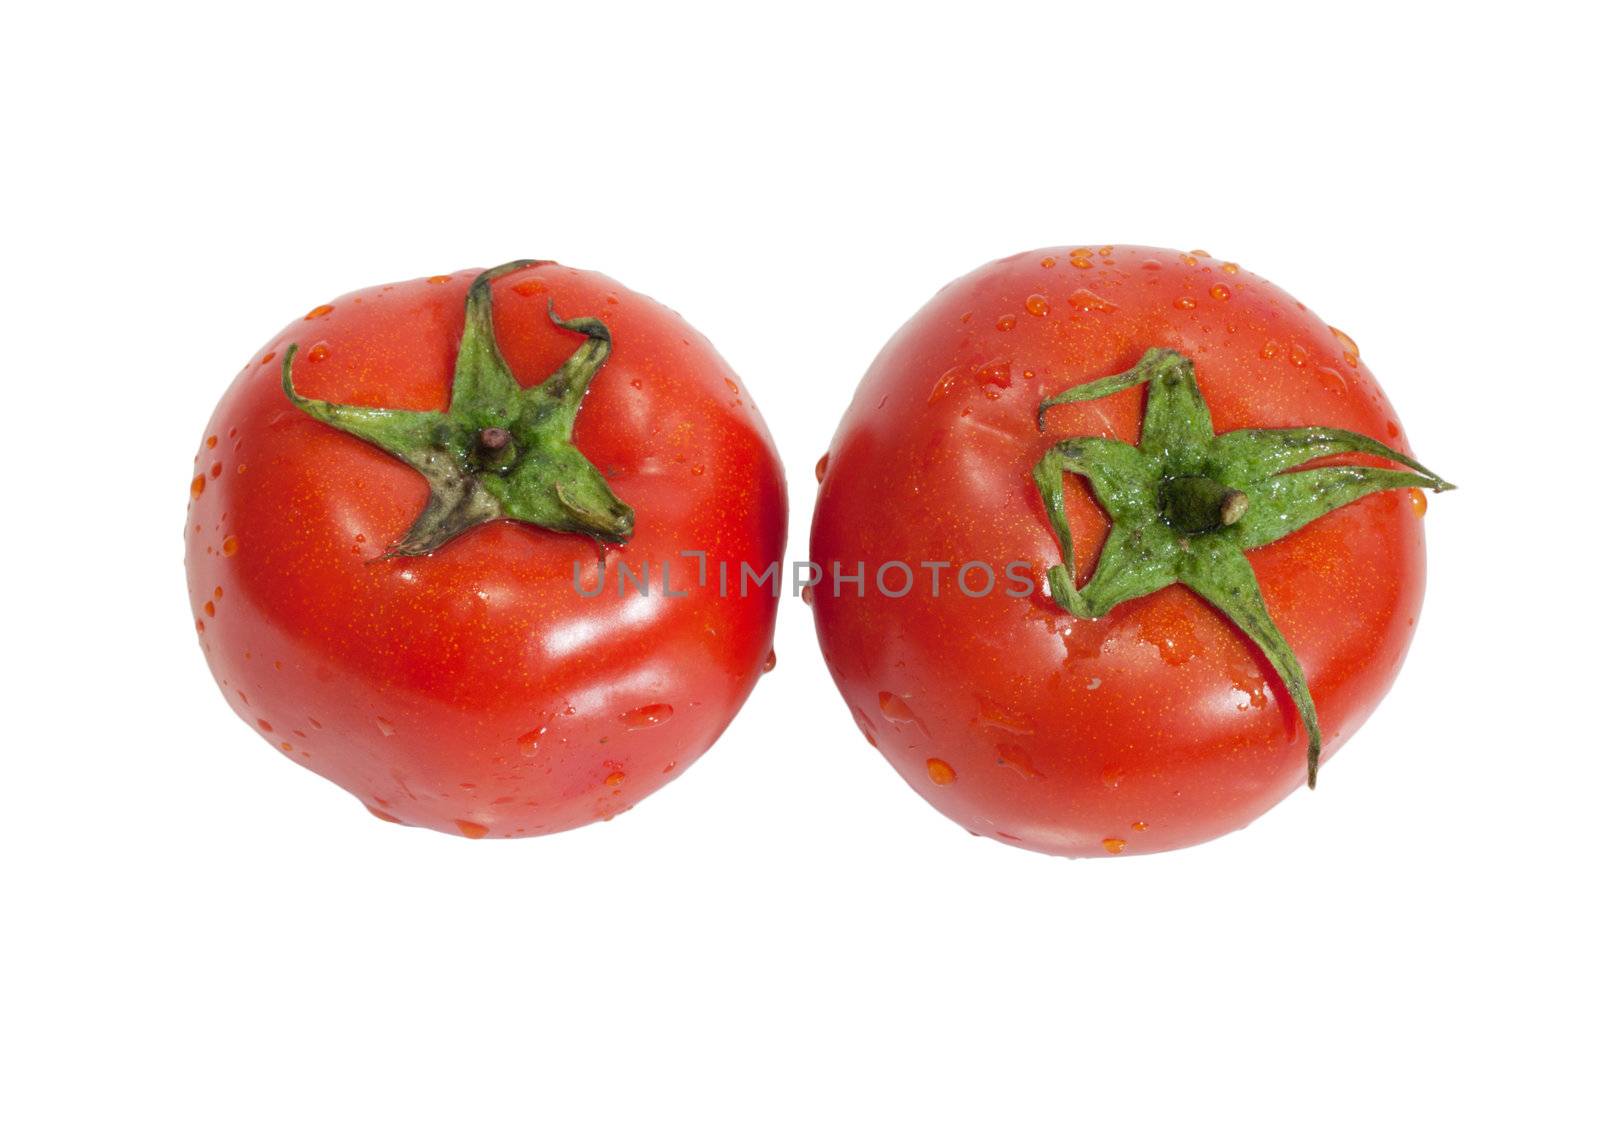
810;246;1427;856
186;264;785;838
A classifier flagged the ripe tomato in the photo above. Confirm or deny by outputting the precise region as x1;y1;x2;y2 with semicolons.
187;261;785;838
810;246;1448;856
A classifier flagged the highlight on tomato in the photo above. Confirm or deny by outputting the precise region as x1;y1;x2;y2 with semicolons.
809;246;1451;857
186;261;786;838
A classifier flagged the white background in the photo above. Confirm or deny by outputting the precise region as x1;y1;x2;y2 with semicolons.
5;3;1595;1144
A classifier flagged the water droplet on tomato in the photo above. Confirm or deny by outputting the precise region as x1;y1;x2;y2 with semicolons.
1174;296;1197;310
375;717;396;737
202;600;215;617
878;692;917;723
815;453;829;482
1101;764;1123;789
1220;262;1240;275
1209;284;1231;301
304;304;334;320
367;805;403;824
1132;821;1149;832
1025;294;1050;317
456;820;489;839
517;727;547;757
995;313;1017;331
221;535;239;557
996;744;1043;780
1288;344;1309;367
604;769;625;788
763;649;777;673
206;434;219;449
307;343;330;363
260;351;276;365
257;719;272;732
1260;340;1280;360
1070;257;1093;269
512;279;546;297
1410;489;1428;518
190;474;206;498
1067;288;1117;313
1102;837;1127;854
925;758;956;785
1330;326;1360;366
621;703;674;729
427;274;452;284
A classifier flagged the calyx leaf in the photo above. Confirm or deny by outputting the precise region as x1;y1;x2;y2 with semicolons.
1033;347;1453;786
282;260;633;556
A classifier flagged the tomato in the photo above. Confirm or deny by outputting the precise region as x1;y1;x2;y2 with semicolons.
809;246;1448;856
186;261;785;838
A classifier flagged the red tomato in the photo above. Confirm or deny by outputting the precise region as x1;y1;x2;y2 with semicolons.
810;246;1445;856
187;261;785;838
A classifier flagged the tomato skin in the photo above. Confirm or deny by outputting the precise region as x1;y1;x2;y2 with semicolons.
186;264;785;837
809;246;1427;856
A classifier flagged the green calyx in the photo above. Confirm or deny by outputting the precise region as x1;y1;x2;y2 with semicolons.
282;259;633;556
1033;347;1453;787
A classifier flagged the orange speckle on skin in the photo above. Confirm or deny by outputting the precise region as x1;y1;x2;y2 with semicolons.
455;820;489;839
926;758;956;785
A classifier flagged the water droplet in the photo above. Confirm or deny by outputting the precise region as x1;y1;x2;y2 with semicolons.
878;692;917;723
1102;837;1127;855
801;584;815;606
1101;764;1123;789
260;351;276;365
1330;326;1360;366
375;717;396;737
1181;254;1199;267
1288;344;1309;367
996;744;1043;780
1209;284;1231;301
1067;288;1117;314
1410;489;1428;518
1025;294;1050;317
724;378;740;396
278;741;294;752
815;453;829;482
763;649;777;673
202;600;215;617
304;304;335;320
1098;246;1113;256
1174;297;1197;310
1140;259;1163;271
1085;676;1101;690
367;804;403;824
850;704;878;746
427;274;452;284
221;535;239;557
622;703;674;729
518;727;548;757
456;820;489;839
1220;262;1240;275
1069;247;1092;258
257;719;273;732
1260;340;1281;360
926;758;956;785
512;279;546;297
1132;820;1149;832
995;313;1017;331
604;769;625;787
307;343;330;363
190;474;206;498
974;358;1011;389
978;699;1033;735
690;463;705;476
237;464;247;475
1040;256;1057;268
194;618;205;633
206;435;219;449
1070;257;1093;269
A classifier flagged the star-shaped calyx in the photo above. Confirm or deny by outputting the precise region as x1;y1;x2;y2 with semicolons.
282;259;633;556
1032;347;1453;786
